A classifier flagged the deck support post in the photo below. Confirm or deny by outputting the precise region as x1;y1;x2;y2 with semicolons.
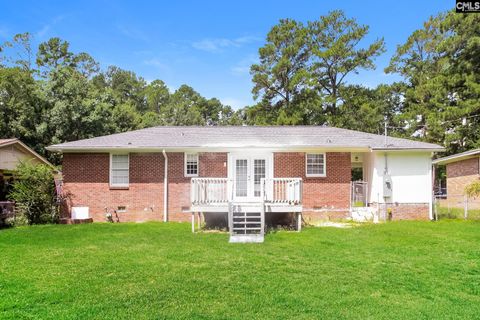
191;212;195;233
228;202;233;235
260;202;265;237
197;212;201;230
296;212;302;232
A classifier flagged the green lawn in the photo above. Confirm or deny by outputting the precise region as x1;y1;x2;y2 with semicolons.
1;221;480;319
436;206;480;220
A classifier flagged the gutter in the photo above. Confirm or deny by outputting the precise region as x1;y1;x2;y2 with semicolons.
47;145;445;153
46;145;372;153
162;149;168;222
371;148;445;153
432;150;480;165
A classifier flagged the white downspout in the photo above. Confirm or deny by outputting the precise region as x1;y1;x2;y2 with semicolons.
162;149;168;222
428;154;437;220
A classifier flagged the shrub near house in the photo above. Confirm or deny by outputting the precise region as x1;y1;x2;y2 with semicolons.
8;162;58;225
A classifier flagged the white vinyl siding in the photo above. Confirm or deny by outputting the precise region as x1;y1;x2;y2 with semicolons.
185;153;199;177
306;153;326;177
110;154;129;187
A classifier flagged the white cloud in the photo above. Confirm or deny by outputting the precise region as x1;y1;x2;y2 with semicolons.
116;25;149;42
36;25;51;38
143;58;170;72
192;36;260;53
133;50;152;55
36;15;65;39
231;65;250;75
230;54;258;76
220;97;247;109
0;26;9;39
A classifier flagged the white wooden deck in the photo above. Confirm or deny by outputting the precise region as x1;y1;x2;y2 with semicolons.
191;202;302;213
190;177;303;213
190;178;303;241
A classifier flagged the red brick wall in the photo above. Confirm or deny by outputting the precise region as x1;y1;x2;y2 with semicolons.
167;152;228;221
199;153;227;177
165;152;188;222
62;152;227;222
63;151;429;223
274;152;351;220
446;158;480;203
447;157;479;178
368;203;430;220
62;153;165;222
390;203;429;220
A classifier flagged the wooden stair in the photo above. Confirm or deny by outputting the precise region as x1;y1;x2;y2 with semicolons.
228;202;265;243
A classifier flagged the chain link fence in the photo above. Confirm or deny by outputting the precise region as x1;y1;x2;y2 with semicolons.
351;181;368;207
433;193;480;220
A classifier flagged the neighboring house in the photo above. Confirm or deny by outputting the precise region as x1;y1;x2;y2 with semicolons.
0;138;54;201
47;126;442;241
0;138;54;223
433;149;480;208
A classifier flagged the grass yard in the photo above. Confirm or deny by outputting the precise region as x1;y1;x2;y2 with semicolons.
436;206;480;220
1;221;480;319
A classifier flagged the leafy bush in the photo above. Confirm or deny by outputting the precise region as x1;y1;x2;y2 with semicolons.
465;180;480;198
8;162;58;225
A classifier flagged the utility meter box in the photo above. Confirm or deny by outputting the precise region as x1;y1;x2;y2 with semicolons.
383;174;393;198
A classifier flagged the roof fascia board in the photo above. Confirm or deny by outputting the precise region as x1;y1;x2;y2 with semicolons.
372;148;444;152
47;146;372;153
432;153;480;165
0;139;18;147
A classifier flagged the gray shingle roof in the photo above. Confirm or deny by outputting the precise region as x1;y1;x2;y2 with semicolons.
432;148;480;165
47;126;444;152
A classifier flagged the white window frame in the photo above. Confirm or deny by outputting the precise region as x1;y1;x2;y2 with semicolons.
305;152;326;177
184;153;199;177
109;153;130;188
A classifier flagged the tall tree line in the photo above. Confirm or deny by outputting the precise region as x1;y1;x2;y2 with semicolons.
0;35;240;163
246;10;480;155
1;9;478;163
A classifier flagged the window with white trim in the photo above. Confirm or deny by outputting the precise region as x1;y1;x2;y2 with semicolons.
185;153;199;177
306;153;326;177
110;154;129;187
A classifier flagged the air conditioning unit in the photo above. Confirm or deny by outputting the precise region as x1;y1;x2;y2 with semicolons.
72;206;89;219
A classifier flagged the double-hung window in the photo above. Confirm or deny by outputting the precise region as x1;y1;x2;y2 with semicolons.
185;153;199;177
306;153;326;177
110;154;129;187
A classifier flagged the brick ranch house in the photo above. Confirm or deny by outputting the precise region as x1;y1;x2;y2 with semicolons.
48;126;442;241
433;149;480;209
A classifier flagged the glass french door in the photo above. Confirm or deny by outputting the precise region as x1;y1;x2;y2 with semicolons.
235;158;249;199
233;155;268;201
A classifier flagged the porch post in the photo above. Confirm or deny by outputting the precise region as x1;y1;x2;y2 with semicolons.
191;212;195;233
297;212;302;232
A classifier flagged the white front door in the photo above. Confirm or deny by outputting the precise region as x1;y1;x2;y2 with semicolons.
231;154;269;202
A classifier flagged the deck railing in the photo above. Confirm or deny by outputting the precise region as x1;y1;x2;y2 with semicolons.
191;178;229;205
191;177;302;205
262;178;302;205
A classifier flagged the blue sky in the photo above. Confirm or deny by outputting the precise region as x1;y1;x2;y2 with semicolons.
0;0;452;109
